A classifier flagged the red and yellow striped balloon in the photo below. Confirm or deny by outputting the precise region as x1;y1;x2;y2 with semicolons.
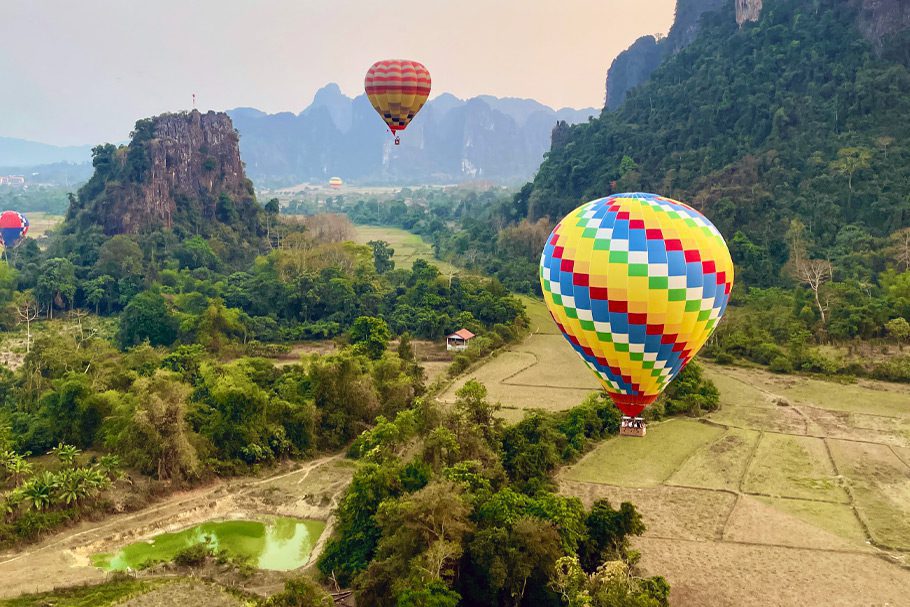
540;193;734;417
364;59;431;139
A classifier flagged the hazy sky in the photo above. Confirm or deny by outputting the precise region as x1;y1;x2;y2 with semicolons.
0;0;675;145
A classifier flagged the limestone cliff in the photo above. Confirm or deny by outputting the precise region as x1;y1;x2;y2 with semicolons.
853;0;910;49
605;0;727;109
69;110;259;237
735;0;763;25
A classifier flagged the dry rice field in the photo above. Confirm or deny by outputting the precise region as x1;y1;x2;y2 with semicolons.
445;297;910;606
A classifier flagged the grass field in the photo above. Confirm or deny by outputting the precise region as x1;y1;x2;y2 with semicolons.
565;420;725;487
24;212;64;240
668;426;760;491
828;439;910;548
752;496;869;546
438;297;600;413
742;433;848;503
0;580;246;607
352;224;459;274
0;579;171;607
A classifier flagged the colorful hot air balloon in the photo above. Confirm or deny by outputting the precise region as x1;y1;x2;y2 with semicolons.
329;177;343;189
364;59;431;145
0;211;29;250
540;193;733;418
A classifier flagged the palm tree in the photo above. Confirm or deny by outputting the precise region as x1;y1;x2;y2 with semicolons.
21;471;57;511
49;443;81;469
0;450;16;472
55;469;83;506
8;457;32;486
2;488;25;518
97;455;122;481
83;467;109;494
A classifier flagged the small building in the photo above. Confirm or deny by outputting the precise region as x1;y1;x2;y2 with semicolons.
0;176;25;187
446;328;475;352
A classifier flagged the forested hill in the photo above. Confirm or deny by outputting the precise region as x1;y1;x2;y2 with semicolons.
64;110;263;248
522;0;910;286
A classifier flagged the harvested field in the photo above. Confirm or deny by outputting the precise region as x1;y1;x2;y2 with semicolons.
668;426;760;491
828;439;910;549
564;419;725;487
723;495;866;550
561;480;734;541
742;433;848;503
635;536;910;607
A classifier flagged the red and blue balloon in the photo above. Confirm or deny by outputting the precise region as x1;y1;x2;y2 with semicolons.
0;211;29;249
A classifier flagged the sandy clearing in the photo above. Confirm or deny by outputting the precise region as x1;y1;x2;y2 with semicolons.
0;455;353;600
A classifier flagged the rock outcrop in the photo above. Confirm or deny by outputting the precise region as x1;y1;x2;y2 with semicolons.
70;110;259;236
605;0;727;109
604;36;666;110
853;0;910;48
736;0;763;26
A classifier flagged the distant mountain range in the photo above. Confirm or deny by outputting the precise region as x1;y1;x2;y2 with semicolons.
0;86;597;188
227;84;597;187
0;136;93;167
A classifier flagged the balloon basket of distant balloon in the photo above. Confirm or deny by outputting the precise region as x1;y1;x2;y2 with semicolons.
619;417;646;438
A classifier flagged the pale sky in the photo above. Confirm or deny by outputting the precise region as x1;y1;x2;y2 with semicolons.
0;0;675;146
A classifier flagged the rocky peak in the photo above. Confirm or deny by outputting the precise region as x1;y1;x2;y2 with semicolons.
605;0;727;109
71;110;258;236
736;0;763;25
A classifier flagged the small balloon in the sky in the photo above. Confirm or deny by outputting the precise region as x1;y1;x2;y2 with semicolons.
540;193;734;419
329;177;343;189
364;59;431;145
0;211;29;249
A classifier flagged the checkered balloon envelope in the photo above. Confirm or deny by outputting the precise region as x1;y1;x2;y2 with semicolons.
540;193;734;417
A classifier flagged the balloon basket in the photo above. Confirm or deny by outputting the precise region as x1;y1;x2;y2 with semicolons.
394;136;400;145
620;416;646;437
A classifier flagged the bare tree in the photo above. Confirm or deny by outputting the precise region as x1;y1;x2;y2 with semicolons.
796;259;833;325
15;294;40;354
67;309;96;347
889;228;910;271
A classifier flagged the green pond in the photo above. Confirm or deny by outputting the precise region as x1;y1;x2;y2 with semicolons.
92;517;326;571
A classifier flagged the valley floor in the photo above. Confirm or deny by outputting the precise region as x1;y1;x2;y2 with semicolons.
3;291;909;605
442;297;910;606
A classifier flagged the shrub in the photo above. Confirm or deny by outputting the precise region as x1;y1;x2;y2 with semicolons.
753;342;785;365
870;357;910;383
260;576;333;606
769;355;794;374
448;354;471;377
798;350;842;375
173;540;214;567
713;351;735;365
